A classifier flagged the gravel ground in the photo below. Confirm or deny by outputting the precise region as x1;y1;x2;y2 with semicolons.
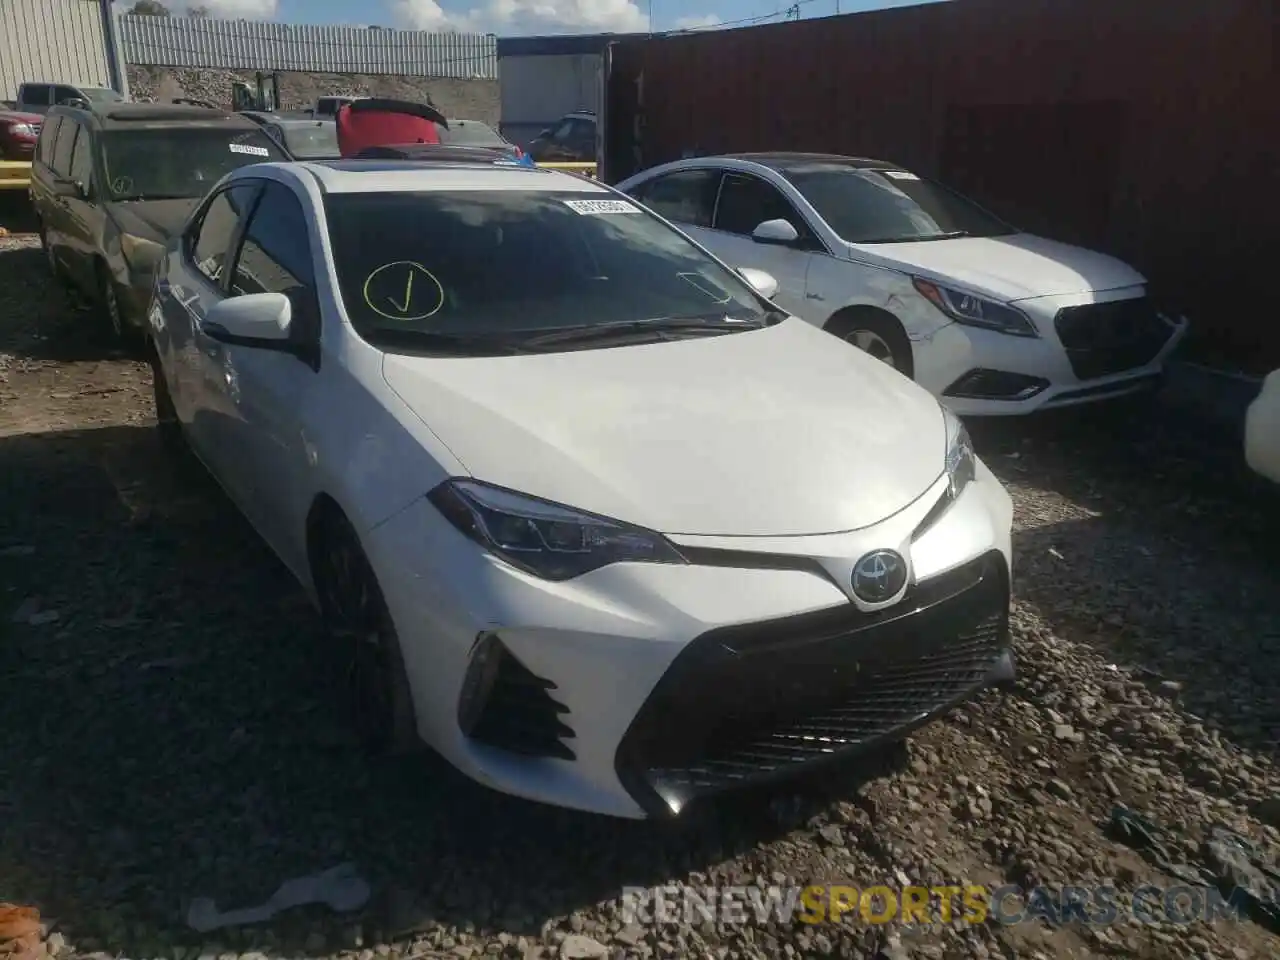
1;203;1279;960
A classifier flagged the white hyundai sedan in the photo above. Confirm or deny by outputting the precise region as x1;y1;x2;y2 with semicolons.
617;154;1189;416
147;158;1015;818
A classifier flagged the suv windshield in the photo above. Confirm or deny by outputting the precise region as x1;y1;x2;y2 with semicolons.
278;122;339;159
325;190;771;352
441;122;506;147
778;162;1016;243
80;87;123;103
101;127;287;200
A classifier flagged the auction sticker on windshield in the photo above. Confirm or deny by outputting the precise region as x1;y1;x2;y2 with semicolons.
229;143;271;157
562;199;641;215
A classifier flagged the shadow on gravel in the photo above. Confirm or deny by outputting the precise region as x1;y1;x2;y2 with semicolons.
0;245;133;364
0;422;906;956
0;192;39;236
980;405;1280;756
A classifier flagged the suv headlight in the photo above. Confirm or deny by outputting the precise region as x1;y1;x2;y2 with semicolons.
943;406;977;499
428;479;687;581
121;233;166;272
913;277;1038;338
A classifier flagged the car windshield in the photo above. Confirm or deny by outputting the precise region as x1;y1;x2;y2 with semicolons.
101;127;288;201
325;189;771;352
441;122;506;147
778;162;1016;243
80;87;123;103
278;122;339;159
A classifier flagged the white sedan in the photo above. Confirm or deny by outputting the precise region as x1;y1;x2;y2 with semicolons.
1245;370;1280;484
616;154;1189;416
147;158;1015;818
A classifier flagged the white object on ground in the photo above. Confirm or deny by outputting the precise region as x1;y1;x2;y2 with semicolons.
185;863;371;932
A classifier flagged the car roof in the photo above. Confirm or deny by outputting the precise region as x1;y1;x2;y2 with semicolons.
720;152;899;170
54;102;262;130
285;160;609;195
274;117;335;128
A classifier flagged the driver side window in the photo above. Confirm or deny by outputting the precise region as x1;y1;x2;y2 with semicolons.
188;184;257;287
713;173;814;244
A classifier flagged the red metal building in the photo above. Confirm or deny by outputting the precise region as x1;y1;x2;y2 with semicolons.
622;0;1277;370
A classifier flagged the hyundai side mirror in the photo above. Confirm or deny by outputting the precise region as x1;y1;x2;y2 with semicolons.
751;218;800;246
738;267;780;301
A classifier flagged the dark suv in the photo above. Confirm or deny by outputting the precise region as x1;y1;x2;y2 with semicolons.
29;102;288;340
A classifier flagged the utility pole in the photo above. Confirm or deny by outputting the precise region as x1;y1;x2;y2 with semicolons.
786;3;801;20
648;0;654;32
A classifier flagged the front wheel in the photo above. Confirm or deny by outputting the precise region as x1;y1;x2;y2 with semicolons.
312;512;420;755
828;311;915;379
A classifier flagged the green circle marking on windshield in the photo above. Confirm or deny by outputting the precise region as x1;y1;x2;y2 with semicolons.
362;261;445;322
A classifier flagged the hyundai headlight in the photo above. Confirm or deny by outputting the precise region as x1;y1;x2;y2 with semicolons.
913;277;1038;338
428;479;687;581
943;406;977;499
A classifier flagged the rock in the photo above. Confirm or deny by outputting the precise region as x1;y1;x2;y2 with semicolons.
559;935;608;959
1052;724;1076;741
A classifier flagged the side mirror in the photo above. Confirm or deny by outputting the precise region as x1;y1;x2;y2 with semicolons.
54;179;86;200
738;267;779;301
202;292;292;344
751;218;800;246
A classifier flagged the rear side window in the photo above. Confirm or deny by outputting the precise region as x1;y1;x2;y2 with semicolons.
231;181;319;339
20;84;51;106
189;184;258;286
36;116;62;164
631;169;721;227
51;120;79;177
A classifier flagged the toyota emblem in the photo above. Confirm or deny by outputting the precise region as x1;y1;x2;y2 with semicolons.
851;549;908;604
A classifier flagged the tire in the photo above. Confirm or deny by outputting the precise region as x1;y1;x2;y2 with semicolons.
39;223;62;281
150;349;189;459
827;310;915;379
311;511;420;755
97;263;129;341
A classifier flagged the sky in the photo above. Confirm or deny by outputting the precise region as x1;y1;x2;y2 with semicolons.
142;0;944;37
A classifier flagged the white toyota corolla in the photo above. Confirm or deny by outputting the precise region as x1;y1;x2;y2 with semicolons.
147;158;1015;818
617;154;1190;416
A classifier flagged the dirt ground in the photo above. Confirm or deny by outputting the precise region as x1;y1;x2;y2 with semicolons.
1;193;1278;960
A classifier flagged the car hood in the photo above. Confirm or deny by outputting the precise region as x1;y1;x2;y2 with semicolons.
109;198;201;242
382;318;947;537
849;232;1146;301
0;110;42;125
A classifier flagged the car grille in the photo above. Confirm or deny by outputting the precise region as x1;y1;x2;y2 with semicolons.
615;551;1011;815
1053;297;1175;380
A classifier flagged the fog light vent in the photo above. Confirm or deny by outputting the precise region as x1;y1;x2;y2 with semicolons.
944;369;1049;401
458;633;576;760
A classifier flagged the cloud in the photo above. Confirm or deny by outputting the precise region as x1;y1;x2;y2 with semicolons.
190;0;279;16
673;13;719;28
388;0;653;34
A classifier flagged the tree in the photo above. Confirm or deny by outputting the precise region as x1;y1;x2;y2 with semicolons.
187;4;210;15
129;0;171;14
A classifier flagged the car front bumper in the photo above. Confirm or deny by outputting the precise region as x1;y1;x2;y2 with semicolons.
363;459;1014;819
911;288;1189;416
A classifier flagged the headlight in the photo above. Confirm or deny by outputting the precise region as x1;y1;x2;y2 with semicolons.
8;123;36;138
121;234;166;272
913;277;1038;338
943;406;977;499
428;479;687;581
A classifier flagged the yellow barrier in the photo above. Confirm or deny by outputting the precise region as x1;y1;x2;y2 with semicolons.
0;160;31;191
537;162;598;179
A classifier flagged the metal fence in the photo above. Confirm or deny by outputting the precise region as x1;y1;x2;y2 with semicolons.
118;15;498;79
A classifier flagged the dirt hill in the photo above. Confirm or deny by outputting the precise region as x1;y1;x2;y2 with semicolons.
126;65;499;124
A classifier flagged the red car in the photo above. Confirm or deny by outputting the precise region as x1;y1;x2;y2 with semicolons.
0;109;42;161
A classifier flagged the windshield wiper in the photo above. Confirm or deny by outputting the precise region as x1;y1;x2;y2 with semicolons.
522;315;767;349
855;230;970;243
